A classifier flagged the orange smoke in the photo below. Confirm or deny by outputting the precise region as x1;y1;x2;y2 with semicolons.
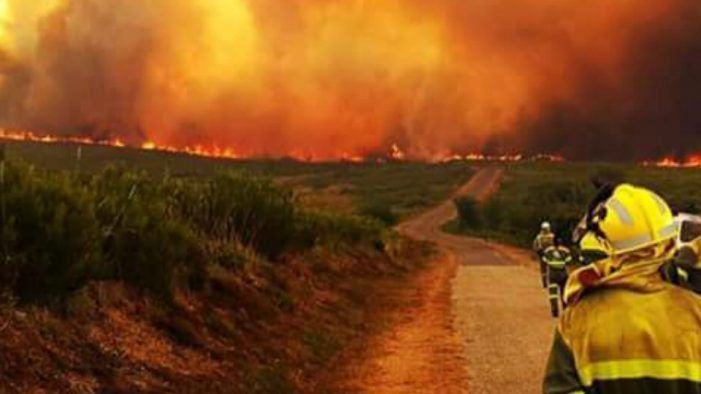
0;1;698;160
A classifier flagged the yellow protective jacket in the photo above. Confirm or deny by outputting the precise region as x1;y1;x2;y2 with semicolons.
534;232;555;253
544;272;701;393
543;246;573;271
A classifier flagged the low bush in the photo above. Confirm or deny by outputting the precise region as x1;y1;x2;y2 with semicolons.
91;167;207;297
0;161;387;303
0;164;102;301
454;197;482;230
359;203;398;226
296;210;384;250
172;173;298;260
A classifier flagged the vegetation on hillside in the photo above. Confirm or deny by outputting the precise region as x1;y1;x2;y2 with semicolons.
0;153;441;391
453;163;701;247
3;140;476;225
291;161;476;222
0;142;469;391
0;160;384;303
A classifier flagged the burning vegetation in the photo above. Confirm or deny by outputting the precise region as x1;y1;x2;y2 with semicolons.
0;128;565;163
642;155;701;168
0;1;700;161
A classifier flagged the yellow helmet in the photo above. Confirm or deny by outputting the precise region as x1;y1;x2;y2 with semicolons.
578;232;610;264
592;184;677;255
579;232;609;254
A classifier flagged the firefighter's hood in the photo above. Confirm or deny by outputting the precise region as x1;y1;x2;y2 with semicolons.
564;241;675;305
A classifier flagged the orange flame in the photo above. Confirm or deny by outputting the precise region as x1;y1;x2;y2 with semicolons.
0;128;245;160
642;155;701;168
390;144;407;161
0;128;567;164
434;152;563;164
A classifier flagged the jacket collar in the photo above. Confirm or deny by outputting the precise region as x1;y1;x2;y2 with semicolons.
564;242;675;305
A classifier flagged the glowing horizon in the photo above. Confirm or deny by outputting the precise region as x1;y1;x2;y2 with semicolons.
0;1;700;160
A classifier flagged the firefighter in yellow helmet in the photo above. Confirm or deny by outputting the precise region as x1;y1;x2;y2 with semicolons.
542;239;573;318
544;183;701;394
576;231;610;267
534;222;556;288
561;231;610;291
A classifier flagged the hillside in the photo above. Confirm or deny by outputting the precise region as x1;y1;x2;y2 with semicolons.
0;141;476;392
450;162;701;247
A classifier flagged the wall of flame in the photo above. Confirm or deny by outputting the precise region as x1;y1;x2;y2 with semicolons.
0;0;699;161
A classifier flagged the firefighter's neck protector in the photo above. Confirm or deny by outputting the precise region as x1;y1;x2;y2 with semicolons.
578;232;611;263
565;240;676;305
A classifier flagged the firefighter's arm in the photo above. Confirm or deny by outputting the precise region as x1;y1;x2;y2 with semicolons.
543;329;585;394
533;237;541;252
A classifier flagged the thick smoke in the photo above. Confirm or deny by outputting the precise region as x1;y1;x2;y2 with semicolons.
513;0;701;160
0;0;700;160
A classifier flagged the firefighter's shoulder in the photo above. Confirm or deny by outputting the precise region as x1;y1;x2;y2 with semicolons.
559;285;701;386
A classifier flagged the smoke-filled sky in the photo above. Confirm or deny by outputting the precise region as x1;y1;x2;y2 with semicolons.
0;0;699;160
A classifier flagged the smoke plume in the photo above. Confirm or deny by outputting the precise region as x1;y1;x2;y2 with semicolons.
0;0;699;160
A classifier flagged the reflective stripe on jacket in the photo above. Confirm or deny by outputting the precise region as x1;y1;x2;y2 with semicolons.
544;284;701;393
543;246;572;270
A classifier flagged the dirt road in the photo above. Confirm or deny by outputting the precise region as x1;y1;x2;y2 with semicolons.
333;167;555;393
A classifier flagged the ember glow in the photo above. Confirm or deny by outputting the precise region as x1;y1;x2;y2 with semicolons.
0;1;700;160
0;128;567;164
0;128;245;160
642;155;701;168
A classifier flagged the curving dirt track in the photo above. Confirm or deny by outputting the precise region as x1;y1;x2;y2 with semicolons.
333;167;555;393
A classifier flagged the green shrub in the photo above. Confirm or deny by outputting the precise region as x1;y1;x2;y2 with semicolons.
454;197;482;230
0;163;102;301
482;198;504;229
110;219;204;297
0;162;387;303
295;210;384;250
359;203;398;226
173;173;298;260
93;167;206;297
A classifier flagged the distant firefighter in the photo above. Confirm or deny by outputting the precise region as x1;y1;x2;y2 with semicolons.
541;240;573;318
533;221;556;288
543;183;701;393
